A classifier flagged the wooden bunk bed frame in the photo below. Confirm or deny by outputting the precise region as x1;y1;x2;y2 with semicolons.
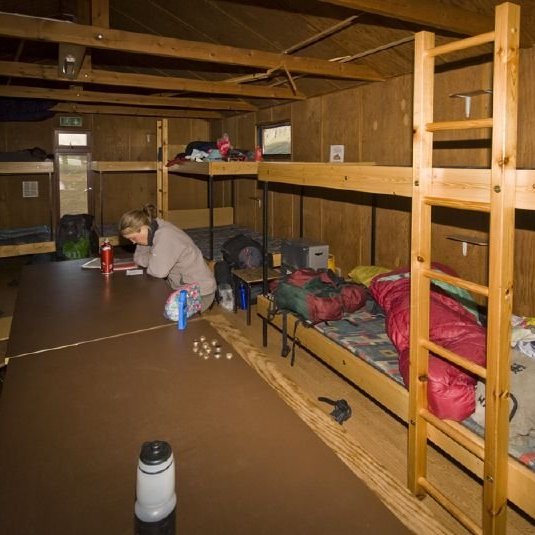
0;161;56;258
91;120;258;259
90;160;157;246
157;119;259;260
257;3;533;532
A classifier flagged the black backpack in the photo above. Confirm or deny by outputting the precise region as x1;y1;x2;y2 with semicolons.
56;214;99;261
214;260;233;286
221;234;263;269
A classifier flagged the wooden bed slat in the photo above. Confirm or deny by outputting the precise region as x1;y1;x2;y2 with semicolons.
0;241;56;258
257;164;535;210
167;207;234;229
90;161;157;172
168;161;258;176
0;161;54;174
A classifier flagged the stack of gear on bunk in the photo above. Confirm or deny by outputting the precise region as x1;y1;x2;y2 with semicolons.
270;268;367;324
56;214;99;261
165;134;256;166
269;268;368;366
369;264;486;422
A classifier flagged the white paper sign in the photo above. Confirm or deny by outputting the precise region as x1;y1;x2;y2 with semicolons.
329;145;345;163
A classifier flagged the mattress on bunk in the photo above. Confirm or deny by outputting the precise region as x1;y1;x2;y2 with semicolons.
185;224;281;261
0;225;51;245
311;300;535;473
314;300;403;384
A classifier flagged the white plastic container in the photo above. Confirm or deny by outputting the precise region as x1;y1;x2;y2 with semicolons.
135;441;177;523
218;283;234;311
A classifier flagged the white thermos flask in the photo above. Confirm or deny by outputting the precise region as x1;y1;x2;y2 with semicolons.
135;440;177;523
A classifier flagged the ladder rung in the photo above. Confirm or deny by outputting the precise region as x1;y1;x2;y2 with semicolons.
421;267;489;297
423;196;490;213
420;338;487;380
417;477;482;535
426;118;493;132
419;408;485;460
427;31;495;58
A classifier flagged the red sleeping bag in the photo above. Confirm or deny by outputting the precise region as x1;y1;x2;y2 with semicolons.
369;266;486;421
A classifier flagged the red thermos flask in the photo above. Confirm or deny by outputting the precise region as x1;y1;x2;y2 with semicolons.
100;240;114;275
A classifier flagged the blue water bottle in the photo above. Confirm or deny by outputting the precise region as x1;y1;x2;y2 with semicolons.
177;290;188;330
239;283;247;310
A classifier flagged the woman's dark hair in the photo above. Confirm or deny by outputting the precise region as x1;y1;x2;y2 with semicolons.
118;204;156;235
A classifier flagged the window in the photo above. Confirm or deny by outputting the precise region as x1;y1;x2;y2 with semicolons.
258;122;291;159
57;154;89;216
54;130;92;221
57;132;88;147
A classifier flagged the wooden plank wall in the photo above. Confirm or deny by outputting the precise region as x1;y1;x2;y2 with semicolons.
219;48;535;315
0;115;215;232
92;115;155;226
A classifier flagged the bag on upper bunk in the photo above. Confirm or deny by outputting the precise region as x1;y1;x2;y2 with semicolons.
271;268;367;324
56;214;99;261
221;234;263;269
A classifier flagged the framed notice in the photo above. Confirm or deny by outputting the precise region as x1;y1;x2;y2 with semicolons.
329;145;344;163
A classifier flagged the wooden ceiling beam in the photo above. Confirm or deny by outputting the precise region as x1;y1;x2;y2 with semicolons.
319;0;494;36
52;102;222;119
0;11;384;81
0;85;257;111
0;60;304;100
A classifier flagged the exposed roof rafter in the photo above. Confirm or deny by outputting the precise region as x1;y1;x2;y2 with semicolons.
319;0;494;36
52;102;222;118
0;11;385;82
0;60;305;100
0;84;257;111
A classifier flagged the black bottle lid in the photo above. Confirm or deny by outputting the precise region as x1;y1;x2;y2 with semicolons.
139;441;172;465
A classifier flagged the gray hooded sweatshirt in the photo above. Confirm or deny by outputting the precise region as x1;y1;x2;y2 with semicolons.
133;218;216;296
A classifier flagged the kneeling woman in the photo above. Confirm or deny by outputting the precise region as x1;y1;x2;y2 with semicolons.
119;205;216;312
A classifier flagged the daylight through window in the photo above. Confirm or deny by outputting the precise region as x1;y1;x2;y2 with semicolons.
258;123;291;157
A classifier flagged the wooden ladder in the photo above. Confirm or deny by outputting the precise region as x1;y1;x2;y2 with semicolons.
409;3;519;533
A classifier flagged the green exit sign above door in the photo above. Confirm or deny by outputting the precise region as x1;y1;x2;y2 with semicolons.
60;116;83;127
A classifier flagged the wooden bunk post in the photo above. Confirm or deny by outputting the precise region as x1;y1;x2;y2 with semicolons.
409;3;519;533
156;119;169;219
208;173;214;260
408;29;434;501
484;3;519;532
262;179;269;347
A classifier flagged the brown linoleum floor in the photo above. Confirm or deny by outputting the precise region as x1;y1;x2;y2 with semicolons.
1;257;534;534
